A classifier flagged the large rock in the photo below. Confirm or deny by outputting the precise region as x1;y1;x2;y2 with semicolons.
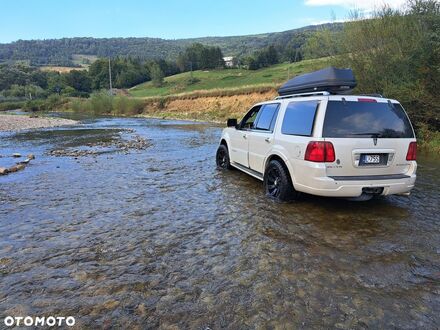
8;164;25;173
0;167;8;175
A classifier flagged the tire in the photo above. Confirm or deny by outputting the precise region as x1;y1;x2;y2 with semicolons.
216;144;232;170
264;159;300;201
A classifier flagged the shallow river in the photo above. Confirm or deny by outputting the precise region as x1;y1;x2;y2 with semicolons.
0;116;439;329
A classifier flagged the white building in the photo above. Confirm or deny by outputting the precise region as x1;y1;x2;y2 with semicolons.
223;56;235;68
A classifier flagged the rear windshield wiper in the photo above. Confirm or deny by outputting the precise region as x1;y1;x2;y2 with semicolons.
350;132;383;138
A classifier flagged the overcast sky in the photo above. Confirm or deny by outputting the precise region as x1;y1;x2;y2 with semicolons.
0;0;407;43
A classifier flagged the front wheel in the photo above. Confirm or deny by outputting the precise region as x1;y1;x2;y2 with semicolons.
264;160;300;201
216;144;232;170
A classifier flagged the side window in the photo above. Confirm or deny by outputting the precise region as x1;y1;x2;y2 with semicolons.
254;103;280;132
240;105;261;130
281;101;319;136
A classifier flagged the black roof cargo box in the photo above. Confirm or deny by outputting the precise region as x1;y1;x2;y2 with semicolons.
278;67;356;96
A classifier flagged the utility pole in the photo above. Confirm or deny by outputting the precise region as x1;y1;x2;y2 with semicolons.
108;58;113;95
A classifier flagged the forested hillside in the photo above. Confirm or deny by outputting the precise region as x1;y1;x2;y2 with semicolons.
0;23;341;66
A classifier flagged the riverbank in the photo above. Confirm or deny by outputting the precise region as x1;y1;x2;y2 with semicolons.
2;90;439;153
65;90;440;153
0;114;78;131
140;89;278;123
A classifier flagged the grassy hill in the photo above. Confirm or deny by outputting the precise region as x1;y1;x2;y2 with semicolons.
129;58;330;98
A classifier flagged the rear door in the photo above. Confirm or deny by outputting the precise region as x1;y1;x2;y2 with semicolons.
248;103;280;174
321;99;415;177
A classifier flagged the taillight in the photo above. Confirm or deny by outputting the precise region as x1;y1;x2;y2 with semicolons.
406;142;417;161
305;141;335;162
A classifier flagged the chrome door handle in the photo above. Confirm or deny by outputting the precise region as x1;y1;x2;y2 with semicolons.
265;137;271;143
243;134;247;139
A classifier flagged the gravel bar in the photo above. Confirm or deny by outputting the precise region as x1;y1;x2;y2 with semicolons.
0;114;78;131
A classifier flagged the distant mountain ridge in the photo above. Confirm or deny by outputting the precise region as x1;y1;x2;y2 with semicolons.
0;23;342;66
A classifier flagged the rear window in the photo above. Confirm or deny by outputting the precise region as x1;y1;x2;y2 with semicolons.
322;101;414;138
281;100;319;136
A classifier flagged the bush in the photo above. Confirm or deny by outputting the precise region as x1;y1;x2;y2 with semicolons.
69;93;144;116
0;101;26;111
113;97;144;115
23;99;46;112
416;123;440;152
90;92;113;115
310;0;440;132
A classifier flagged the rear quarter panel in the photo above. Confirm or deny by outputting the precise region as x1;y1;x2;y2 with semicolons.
270;98;328;186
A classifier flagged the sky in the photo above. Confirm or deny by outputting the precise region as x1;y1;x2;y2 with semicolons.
0;0;407;43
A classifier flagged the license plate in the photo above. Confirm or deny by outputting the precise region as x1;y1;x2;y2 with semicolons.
364;155;380;164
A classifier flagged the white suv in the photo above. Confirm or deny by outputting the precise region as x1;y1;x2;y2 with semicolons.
216;92;417;201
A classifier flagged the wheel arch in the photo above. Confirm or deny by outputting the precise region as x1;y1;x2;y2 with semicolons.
264;153;297;185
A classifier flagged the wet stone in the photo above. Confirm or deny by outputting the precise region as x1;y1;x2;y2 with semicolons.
48;134;151;157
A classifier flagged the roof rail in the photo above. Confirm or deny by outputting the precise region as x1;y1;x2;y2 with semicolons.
275;91;330;100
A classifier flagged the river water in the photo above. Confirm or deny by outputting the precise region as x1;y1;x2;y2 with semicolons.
0;116;439;329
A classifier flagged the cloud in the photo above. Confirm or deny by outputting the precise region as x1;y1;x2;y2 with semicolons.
299;17;349;26
304;0;406;10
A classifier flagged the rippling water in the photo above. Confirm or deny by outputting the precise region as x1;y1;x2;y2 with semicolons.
1;117;439;329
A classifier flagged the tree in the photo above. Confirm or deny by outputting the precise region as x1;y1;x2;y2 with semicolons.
243;45;280;70
64;70;92;92
332;0;440;130
177;43;224;71
149;62;165;87
302;29;340;59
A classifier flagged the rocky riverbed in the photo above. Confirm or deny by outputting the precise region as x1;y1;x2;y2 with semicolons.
0;114;77;131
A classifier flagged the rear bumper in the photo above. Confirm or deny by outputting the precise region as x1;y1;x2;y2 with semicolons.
295;173;416;197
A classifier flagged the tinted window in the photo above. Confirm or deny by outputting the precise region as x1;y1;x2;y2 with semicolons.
254;103;279;131
281;101;319;136
323;101;414;138
240;106;261;129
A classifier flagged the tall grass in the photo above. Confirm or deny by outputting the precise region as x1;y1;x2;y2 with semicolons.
69;92;144;116
142;84;278;103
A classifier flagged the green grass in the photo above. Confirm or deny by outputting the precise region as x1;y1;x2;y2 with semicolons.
71;54;98;67
129;58;330;98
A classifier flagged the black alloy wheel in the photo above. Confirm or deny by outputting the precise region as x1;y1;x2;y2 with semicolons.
216;144;232;170
264;159;300;201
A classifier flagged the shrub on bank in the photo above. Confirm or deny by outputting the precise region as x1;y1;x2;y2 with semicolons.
417;124;440;153
69;92;144;116
0;101;26;111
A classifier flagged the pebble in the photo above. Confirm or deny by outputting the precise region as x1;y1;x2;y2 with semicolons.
48;134;151;157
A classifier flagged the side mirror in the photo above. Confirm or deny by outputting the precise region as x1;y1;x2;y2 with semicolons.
227;118;238;127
